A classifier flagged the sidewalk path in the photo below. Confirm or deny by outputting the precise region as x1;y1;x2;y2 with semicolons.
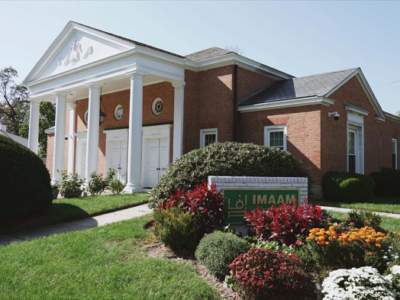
0;203;152;246
321;206;400;219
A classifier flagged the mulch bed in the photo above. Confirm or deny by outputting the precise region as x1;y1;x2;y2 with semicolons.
145;243;321;300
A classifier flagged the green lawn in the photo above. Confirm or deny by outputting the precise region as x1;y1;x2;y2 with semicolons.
327;210;400;233
313;197;400;214
0;193;150;236
0;214;219;300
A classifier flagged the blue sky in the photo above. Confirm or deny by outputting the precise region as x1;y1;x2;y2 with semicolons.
1;1;399;114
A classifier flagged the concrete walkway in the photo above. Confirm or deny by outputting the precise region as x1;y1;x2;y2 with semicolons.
321;206;400;219
0;203;152;246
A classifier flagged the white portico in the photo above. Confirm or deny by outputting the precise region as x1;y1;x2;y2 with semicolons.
24;21;185;192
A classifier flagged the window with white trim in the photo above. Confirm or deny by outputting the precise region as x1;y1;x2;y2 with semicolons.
264;125;287;150
200;128;218;148
392;139;397;169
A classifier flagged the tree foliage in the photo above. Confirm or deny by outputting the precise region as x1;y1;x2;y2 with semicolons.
0;67;29;135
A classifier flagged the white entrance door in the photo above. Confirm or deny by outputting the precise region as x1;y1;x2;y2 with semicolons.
77;142;86;179
146;138;169;187
111;141;128;183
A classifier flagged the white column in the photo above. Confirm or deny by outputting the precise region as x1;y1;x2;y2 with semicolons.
67;102;76;174
172;81;185;162
84;83;102;182
52;92;68;182
124;71;147;193
28;100;40;154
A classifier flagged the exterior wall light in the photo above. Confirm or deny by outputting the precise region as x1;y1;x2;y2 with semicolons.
329;111;340;121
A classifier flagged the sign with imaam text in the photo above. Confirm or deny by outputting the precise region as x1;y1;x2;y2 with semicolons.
223;189;300;224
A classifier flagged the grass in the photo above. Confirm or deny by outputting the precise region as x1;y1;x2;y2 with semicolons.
0;214;219;300
327;210;400;233
0;193;150;236
312;197;400;214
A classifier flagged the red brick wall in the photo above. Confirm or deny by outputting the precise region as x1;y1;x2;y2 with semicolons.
237;67;276;101
238;106;322;184
380;119;400;169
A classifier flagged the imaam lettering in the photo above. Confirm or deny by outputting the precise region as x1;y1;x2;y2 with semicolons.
286;194;296;204
257;195;267;204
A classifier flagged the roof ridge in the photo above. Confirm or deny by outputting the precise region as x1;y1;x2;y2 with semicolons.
293;67;359;80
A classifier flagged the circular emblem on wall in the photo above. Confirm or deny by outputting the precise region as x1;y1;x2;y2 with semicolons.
152;98;163;115
114;104;123;120
84;110;89;124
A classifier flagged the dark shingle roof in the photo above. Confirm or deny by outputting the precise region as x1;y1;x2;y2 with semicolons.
185;47;234;62
240;68;359;106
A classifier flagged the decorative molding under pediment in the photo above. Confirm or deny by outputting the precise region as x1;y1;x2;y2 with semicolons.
59;40;93;67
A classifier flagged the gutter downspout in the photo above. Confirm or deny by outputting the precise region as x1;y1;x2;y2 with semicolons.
233;63;238;141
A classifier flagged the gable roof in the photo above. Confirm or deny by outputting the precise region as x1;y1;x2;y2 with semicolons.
239;68;358;106
186;47;234;62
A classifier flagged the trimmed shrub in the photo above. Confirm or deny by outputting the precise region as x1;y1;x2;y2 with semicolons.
228;248;311;299
109;178;125;195
244;201;326;245
381;167;400;197
348;209;382;229
195;232;249;279
0;135;52;221
59;171;84;198
160;182;224;236
153;207;200;249
150;142;313;208
322;171;375;203
87;172;107;196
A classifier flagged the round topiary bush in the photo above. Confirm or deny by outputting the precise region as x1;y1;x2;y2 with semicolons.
321;171;375;203
150;142;313;208
0;135;53;221
195;231;249;279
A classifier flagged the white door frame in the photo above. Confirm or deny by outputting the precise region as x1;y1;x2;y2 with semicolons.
347;112;364;174
75;131;87;179
104;128;129;175
142;124;172;187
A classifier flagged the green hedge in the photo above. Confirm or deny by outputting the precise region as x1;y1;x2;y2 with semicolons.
381;167;400;197
321;171;375;203
195;231;249;279
0;135;53;221
150;142;313;208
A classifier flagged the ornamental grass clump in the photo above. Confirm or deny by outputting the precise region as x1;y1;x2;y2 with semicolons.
299;223;400;273
228;248;311;300
195;232;249;279
244;200;326;245
322;266;397;300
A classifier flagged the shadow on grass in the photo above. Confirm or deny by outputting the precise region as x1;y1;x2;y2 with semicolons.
0;203;91;236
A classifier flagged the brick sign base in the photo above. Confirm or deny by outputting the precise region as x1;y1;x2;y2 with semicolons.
208;176;308;224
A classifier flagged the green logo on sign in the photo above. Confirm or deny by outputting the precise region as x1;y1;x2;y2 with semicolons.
223;189;300;224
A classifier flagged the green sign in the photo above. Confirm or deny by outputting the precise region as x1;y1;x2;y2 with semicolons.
223;189;300;224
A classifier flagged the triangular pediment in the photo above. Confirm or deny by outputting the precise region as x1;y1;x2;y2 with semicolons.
25;21;135;83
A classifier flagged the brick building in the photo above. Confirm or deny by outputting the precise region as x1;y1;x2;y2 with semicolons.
25;21;400;196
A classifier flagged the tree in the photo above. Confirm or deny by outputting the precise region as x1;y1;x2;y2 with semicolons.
397;110;400;118
0;67;30;135
19;102;55;156
225;45;245;55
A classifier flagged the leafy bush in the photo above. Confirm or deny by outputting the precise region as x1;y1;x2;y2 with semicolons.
150;142;313;208
195;232;249;279
228;248;311;299
322;171;375;203
300;224;394;273
59;171;84;198
322;267;397;300
153;207;200;249
109;178;125;195
87;172;107;196
348;209;382;229
159;182;224;236
381;167;400;197
391;265;400;294
244;200;326;245
0;135;52;221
